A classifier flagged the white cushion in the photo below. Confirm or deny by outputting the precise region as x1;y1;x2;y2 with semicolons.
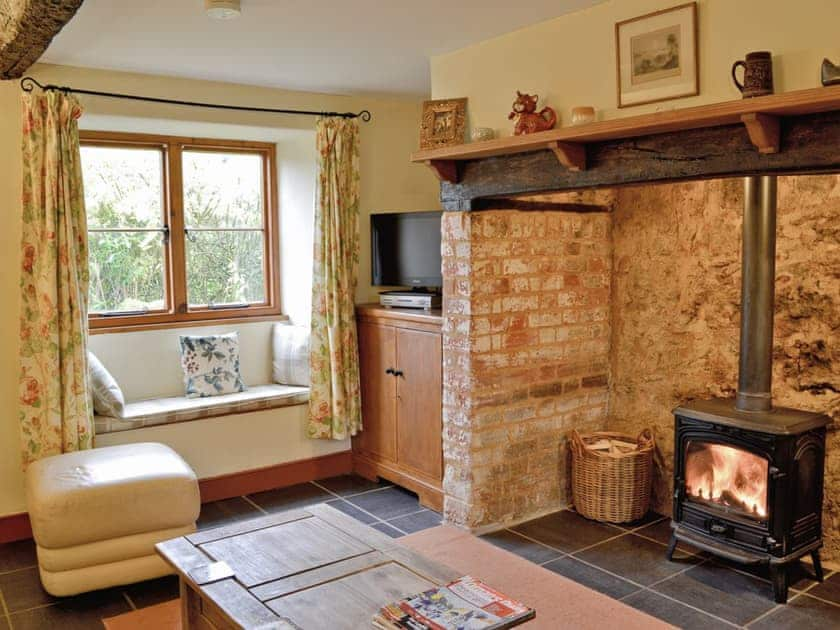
272;324;310;387
179;332;246;398
88;352;125;417
94;384;309;434
26;443;200;549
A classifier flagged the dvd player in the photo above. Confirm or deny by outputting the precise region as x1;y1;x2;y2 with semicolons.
379;291;441;310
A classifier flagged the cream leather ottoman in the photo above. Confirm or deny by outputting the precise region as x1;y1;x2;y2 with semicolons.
26;442;200;596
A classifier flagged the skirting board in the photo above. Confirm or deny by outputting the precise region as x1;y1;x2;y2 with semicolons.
0;450;352;544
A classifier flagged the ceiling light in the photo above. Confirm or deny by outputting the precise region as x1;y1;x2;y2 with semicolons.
205;0;241;20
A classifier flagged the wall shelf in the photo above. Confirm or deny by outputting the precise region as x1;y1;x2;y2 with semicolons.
411;86;840;184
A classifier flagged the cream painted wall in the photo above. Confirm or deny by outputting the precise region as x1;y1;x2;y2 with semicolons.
0;80;25;519
0;64;439;518
431;0;840;135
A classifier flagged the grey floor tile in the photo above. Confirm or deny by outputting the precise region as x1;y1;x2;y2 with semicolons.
8;587;130;630
806;571;840;603
614;511;667;530
346;487;420;520
0;566;55;612
652;561;775;625
479;530;563;565
621;590;734;630
0;539;38;574
575;532;700;586
325;498;378;524
716;557;820;591
749;593;840;629
542;556;641;599
511;510;621;553
315;475;391;497
197;496;262;530
247;482;332;513
123;574;180;608
387;510;442;534
372;523;404;538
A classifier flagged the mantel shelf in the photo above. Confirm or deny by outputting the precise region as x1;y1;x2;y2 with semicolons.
411;86;840;183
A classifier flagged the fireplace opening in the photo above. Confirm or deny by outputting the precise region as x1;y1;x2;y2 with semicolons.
684;441;768;522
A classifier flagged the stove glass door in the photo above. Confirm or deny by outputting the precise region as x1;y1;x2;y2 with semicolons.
684;441;769;521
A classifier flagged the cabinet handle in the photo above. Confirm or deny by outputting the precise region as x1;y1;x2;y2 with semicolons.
385;368;395;375
393;369;404;377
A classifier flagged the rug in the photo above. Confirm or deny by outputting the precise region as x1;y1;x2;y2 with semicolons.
400;525;672;629
103;526;672;629
102;601;180;629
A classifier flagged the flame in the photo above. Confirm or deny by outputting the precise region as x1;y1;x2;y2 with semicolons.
685;442;768;519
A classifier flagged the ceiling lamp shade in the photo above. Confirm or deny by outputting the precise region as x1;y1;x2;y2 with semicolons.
205;0;241;20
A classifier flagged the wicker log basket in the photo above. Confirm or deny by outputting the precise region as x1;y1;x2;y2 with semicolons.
571;429;655;523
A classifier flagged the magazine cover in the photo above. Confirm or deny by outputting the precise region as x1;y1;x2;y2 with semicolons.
376;576;534;630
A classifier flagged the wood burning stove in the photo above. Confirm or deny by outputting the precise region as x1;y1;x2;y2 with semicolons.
670;399;829;603
668;176;832;603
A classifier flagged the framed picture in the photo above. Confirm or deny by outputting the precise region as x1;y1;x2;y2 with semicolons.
615;2;698;108
419;98;467;149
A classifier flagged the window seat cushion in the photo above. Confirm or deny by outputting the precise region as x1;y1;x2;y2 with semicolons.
94;384;309;434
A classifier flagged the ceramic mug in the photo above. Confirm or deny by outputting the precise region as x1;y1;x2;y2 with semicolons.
732;51;774;98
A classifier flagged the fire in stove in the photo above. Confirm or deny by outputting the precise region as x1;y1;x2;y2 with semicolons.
684;441;768;519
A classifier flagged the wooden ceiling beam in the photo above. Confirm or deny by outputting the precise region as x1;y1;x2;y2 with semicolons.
437;111;840;211
0;0;84;79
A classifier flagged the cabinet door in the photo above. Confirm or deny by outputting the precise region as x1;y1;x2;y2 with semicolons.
355;321;397;463
395;328;443;482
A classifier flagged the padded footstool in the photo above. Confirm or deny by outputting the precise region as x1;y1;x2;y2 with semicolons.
26;442;200;596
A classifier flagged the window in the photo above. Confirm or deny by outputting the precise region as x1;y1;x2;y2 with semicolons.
80;132;279;331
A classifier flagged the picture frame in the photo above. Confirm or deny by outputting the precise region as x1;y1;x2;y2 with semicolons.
615;2;698;108
419;98;467;149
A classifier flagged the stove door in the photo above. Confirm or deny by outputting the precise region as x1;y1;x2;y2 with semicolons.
684;440;769;523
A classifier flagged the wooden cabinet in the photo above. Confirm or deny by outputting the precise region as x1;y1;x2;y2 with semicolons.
353;304;443;511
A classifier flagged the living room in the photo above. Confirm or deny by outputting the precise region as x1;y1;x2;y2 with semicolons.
0;0;838;628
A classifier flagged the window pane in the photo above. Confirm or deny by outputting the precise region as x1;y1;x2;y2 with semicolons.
81;146;163;228
183;151;263;228
186;230;266;306
89;232;165;313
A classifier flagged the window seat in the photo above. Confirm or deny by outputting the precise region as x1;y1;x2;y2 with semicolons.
95;384;309;434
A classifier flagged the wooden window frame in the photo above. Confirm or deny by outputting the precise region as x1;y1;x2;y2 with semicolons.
82;131;281;333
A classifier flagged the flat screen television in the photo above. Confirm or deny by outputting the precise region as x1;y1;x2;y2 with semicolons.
371;211;442;288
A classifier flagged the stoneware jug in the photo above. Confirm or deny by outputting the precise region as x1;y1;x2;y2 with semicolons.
732;51;774;98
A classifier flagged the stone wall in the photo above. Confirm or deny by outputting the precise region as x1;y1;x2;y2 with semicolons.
608;175;840;560
441;196;613;529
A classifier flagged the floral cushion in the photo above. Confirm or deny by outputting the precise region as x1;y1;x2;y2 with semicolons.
88;352;125;417
179;333;246;398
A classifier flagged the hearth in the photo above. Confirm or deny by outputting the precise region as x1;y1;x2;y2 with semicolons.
667;176;832;603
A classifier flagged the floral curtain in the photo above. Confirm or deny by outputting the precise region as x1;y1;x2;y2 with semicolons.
19;91;93;466
308;117;362;440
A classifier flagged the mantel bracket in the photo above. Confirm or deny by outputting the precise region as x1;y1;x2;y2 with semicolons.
548;141;586;171
741;113;780;154
425;159;461;183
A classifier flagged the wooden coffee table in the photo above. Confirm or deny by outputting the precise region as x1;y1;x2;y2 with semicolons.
156;503;460;629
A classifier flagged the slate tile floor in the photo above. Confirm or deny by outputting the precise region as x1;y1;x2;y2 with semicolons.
481;508;840;629
0;475;440;629
3;482;839;629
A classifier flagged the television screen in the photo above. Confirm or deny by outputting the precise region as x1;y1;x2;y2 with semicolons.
371;211;442;288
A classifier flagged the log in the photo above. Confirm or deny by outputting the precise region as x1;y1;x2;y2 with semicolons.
0;0;84;79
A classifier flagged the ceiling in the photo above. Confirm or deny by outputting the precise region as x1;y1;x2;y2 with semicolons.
41;0;607;96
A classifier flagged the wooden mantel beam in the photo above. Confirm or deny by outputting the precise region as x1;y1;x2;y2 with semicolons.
0;0;83;79
438;111;840;211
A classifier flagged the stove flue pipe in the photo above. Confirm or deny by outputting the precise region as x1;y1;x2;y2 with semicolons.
736;175;777;413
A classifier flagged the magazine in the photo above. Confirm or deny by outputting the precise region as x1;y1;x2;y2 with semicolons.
373;575;534;630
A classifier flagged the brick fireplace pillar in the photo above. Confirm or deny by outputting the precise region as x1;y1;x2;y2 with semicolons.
441;203;613;529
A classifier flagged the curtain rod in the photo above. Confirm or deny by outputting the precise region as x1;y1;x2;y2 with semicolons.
19;76;372;121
